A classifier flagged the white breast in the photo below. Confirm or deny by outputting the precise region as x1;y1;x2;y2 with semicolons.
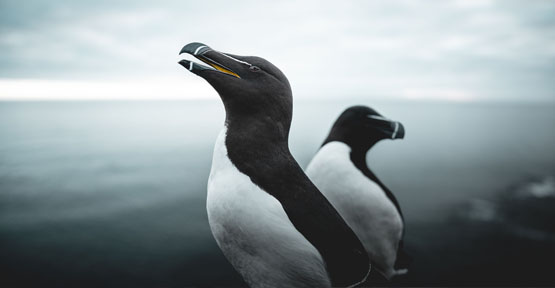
306;141;404;279
207;128;331;288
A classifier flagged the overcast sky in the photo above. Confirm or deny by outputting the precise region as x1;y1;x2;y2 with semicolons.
0;0;554;101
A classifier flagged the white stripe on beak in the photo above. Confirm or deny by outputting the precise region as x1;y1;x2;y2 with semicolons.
194;45;207;55
391;122;399;139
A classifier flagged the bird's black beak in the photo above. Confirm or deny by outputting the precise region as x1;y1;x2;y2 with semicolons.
392;121;405;139
178;42;241;78
367;115;405;140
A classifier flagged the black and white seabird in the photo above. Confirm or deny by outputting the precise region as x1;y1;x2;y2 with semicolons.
306;106;410;280
178;43;370;287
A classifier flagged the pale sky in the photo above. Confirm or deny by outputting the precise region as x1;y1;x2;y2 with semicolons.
1;0;554;102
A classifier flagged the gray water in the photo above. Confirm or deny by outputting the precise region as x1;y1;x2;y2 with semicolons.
1;100;554;286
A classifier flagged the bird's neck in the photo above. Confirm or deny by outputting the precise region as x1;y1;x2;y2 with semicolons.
349;147;372;176
222;113;309;203
224;114;293;169
349;146;385;189
348;142;405;221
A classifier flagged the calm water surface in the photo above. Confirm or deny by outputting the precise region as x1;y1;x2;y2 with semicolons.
1;100;554;286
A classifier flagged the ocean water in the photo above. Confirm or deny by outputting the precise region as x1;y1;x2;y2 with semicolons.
0;100;554;286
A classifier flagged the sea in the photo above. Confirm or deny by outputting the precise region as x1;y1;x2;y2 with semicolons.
1;100;554;286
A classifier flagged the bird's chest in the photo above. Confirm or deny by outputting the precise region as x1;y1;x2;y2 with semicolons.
307;142;402;233
206;129;288;231
206;128;322;265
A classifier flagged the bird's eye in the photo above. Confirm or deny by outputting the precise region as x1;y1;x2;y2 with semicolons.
249;66;260;72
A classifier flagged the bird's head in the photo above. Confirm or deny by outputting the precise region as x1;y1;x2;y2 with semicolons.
324;105;405;151
178;42;292;126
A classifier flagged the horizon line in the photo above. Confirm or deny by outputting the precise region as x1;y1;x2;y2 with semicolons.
0;78;553;104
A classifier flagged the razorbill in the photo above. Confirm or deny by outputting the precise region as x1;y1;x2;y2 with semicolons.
306;106;410;280
178;43;370;287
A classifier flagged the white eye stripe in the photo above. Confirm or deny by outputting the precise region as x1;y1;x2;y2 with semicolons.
189;61;193;71
366;115;390;121
195;47;253;66
219;52;253;66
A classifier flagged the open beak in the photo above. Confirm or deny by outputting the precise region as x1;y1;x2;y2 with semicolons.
178;42;240;78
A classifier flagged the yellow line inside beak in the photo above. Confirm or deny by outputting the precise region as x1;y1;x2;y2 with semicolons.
200;59;240;78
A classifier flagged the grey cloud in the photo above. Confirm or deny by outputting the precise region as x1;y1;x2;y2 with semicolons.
0;0;554;101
